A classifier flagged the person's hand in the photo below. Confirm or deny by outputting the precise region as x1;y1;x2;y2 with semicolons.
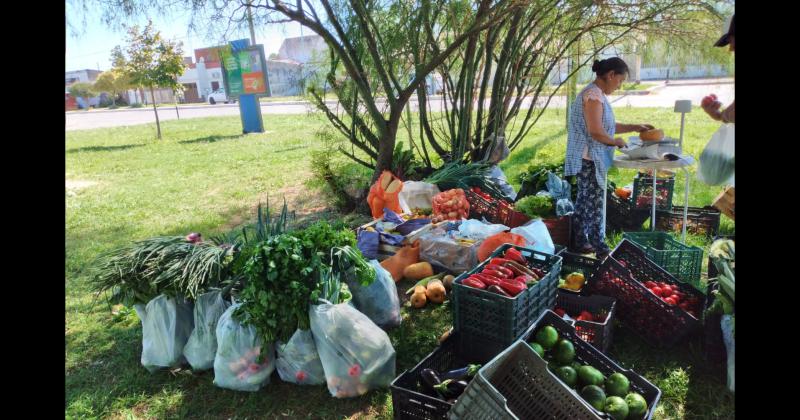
614;137;627;148
701;94;723;119
635;124;655;132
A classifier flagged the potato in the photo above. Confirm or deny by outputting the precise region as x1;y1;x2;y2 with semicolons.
411;291;427;308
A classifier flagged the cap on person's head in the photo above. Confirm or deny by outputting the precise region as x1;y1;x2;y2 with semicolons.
714;14;734;47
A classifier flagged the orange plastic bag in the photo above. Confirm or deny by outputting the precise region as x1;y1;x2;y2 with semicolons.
367;171;404;219
380;240;421;282
477;232;526;262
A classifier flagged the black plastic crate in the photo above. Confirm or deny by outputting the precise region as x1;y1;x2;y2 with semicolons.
605;181;650;233
515;310;663;420
558;251;601;296
632;173;674;211
554;292;617;353
390;333;486;420
452;244;562;362
588;240;704;348
655;206;721;238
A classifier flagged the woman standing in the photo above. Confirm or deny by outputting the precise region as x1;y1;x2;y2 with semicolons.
565;57;654;259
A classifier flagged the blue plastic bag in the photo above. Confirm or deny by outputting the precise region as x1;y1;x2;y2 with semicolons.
344;260;401;329
721;314;735;393
357;229;380;260
556;198;574;217
382;208;405;225
395;218;430;236
546;172;571;201
510;219;555;255
376;227;405;247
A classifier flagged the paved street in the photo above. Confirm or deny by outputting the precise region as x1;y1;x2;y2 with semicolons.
66;79;734;131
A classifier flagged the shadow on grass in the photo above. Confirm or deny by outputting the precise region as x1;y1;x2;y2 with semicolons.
503;128;567;180
67;144;145;153
179;134;243;144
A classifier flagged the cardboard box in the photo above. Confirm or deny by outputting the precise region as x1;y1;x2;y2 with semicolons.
712;186;734;220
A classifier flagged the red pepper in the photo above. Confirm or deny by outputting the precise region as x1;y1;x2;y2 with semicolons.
462;276;486;290
484;264;514;278
498;278;526;296
489;257;514;266
481;268;510;280
473;273;503;287
514;275;535;286
530;267;546;278
503;248;527;264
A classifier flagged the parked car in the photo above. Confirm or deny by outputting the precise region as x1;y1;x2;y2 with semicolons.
207;89;236;105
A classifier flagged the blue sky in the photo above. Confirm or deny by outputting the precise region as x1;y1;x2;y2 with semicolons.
66;6;304;72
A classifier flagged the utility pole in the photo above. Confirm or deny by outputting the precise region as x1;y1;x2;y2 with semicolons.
246;2;257;45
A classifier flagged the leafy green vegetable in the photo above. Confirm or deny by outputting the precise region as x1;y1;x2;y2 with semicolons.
425;162;506;200
514;195;556;219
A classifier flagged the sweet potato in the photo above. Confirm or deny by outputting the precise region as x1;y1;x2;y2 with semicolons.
411;291;427;308
426;280;446;304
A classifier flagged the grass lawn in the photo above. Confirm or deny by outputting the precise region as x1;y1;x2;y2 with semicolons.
66;108;734;419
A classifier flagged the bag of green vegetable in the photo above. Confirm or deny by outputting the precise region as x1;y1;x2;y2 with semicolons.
515;195;556;219
183;290;231;371
140;294;194;372
275;329;325;385
310;299;396;398
344;260;401;328
213;303;276;392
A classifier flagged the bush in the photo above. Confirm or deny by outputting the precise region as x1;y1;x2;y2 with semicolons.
309;129;371;213
129;103;144;108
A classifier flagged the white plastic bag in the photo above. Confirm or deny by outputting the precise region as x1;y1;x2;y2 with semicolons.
510;219;555;255
721;314;735;393
399;181;441;214
213;304;276;392
344;260;401;328
310;300;396;398
183;291;231;371
698;123;735;186
140;294;194;372
275;329;326;385
458;219;509;241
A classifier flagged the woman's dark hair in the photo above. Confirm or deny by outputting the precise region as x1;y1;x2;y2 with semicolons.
591;57;629;77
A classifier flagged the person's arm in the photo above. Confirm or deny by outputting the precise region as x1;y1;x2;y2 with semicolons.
584;99;626;147
703;99;735;123
615;123;655;134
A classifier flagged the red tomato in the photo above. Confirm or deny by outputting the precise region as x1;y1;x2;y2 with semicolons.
679;302;690;310
661;288;673;298
554;308;566;317
651;287;662;296
669;294;680;303
579;311;594;322
664;297;677;306
644;281;656;289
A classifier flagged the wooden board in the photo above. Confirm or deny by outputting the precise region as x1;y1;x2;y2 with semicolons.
712;186;735;221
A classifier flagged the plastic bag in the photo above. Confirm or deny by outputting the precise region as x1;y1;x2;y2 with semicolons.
698;123;735;186
395;218;431;236
380;240;420;282
275;329;326;385
376;227;405;247
310;299;396;398
419;231;481;273
367;171;404;219
213;304;276;392
510;219;555;255
382;208;405;225
399;181;440;213
344;260;401;328
140;294;194;372
357;229;380;260
477;232;527;262
488;166;517;202
556;198;574;217
431;189;470;222
721;314;735;393
546;172;571;201
183;290;231;371
458;219;509;241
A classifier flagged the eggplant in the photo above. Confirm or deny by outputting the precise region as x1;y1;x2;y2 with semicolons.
434;379;469;399
419;368;442;395
488;284;512;297
440;364;482;381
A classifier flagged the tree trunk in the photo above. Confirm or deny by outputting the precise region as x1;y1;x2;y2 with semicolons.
150;85;162;139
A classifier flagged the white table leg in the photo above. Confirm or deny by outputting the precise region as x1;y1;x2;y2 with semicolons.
603;177;607;237
651;173;657;231
681;168;690;243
